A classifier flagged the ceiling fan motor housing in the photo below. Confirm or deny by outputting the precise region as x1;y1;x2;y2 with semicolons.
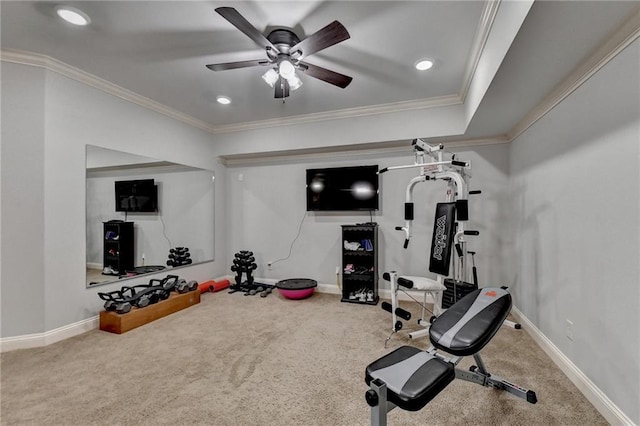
267;29;301;56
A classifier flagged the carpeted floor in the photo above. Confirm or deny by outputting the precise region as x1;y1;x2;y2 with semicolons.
1;291;606;425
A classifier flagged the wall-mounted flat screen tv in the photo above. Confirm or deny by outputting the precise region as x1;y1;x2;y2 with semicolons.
115;179;158;212
306;165;379;211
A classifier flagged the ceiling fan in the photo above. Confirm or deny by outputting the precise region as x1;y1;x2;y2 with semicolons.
206;7;353;99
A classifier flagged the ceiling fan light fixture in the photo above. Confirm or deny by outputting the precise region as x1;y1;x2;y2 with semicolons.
216;95;231;105
55;6;91;26
278;60;296;79
287;75;303;91
262;69;279;88
415;59;434;71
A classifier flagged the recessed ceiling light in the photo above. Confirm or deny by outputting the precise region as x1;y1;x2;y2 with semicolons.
415;59;434;71
216;96;231;105
55;6;91;26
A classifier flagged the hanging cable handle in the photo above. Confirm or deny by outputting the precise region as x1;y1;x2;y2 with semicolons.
469;190;482;195
395;226;410;248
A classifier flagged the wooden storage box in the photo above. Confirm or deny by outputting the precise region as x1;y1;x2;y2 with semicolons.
99;290;200;334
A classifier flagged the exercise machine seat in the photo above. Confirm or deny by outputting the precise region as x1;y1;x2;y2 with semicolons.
365;346;455;411
429;287;511;356
399;275;446;291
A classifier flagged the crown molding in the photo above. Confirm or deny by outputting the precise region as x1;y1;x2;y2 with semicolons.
0;49;219;135
507;5;640;142
210;94;462;134
459;0;502;103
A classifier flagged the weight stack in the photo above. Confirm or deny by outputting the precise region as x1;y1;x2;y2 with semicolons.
442;278;478;309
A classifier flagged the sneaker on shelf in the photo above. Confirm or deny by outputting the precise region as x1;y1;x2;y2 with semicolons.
343;240;361;251
102;266;118;275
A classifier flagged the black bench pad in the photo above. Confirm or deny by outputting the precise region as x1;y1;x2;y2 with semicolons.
429;287;512;356
365;346;455;411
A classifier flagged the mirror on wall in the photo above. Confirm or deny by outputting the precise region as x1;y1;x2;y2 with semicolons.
86;145;214;287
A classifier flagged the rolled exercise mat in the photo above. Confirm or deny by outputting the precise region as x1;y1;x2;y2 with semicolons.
198;279;231;294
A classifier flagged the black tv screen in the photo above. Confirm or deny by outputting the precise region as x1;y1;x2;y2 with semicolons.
306;165;379;211
115;179;158;213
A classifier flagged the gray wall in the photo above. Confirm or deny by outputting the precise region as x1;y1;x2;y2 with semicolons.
225;143;511;291
509;40;639;423
1;62;228;337
0;64;47;336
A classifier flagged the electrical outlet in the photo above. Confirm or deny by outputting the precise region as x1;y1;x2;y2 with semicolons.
566;319;574;341
267;261;272;270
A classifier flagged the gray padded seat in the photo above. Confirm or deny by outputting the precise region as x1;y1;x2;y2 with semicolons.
365;346;454;411
429;287;511;356
365;287;512;410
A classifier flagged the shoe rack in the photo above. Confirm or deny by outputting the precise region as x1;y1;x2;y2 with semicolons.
103;221;134;276
340;224;379;305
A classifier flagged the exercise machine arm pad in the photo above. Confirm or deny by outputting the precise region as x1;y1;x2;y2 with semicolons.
397;277;414;289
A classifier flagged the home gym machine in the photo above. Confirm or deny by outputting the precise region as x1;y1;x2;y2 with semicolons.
378;139;518;344
378;138;479;343
364;287;537;426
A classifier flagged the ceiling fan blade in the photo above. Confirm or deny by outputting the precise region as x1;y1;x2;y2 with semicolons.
206;59;271;71
289;21;350;60
215;7;279;54
298;62;352;88
274;77;290;99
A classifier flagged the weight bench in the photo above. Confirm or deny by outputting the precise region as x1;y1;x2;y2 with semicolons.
365;287;536;425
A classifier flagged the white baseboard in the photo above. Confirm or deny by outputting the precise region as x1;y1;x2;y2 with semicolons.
1;316;99;353
86;262;102;270
510;306;635;426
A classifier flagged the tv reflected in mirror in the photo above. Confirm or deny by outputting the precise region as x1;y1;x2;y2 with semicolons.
115;179;158;212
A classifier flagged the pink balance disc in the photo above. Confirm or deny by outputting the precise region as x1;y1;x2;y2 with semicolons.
276;278;317;300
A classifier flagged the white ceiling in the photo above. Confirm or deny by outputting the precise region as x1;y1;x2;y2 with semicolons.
1;1;637;144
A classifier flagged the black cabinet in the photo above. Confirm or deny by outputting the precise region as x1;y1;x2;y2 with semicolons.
103;221;134;276
341;224;378;305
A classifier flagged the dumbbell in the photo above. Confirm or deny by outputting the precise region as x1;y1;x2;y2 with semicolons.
260;288;273;298
113;302;131;314
233;257;255;266
235;252;253;260
170;247;189;253
244;286;264;296
104;300;132;314
173;279;197;293
169;252;191;260
175;279;190;293
186;280;198;292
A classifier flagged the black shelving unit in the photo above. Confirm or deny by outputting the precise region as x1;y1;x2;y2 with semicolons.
341;224;379;305
103;221;134;276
